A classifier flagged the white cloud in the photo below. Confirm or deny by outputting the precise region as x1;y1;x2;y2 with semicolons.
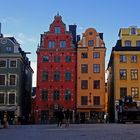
31;61;37;87
4;32;37;45
79;27;84;30
2;17;22;24
4;34;13;37
16;33;37;45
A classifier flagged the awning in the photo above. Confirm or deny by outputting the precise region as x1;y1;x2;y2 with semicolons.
0;106;17;111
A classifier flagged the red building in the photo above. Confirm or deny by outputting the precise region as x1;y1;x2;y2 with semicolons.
35;14;77;123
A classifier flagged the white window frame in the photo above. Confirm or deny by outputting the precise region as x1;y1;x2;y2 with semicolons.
9;60;17;68
48;41;55;48
0;92;6;105
131;55;137;63
0;74;6;86
130;27;137;35
6;46;12;52
55;27;60;34
0;59;7;68
8;74;17;86
60;41;66;48
7;92;16;105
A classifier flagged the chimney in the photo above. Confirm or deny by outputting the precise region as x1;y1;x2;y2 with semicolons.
83;35;86;47
99;33;103;40
96;35;99;47
77;35;80;43
0;23;1;36
0;23;3;38
69;25;77;45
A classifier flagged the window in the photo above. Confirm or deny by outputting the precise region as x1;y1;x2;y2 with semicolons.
120;55;127;63
81;96;88;105
120;88;127;98
131;55;137;63
94;80;100;89
0;92;5;104
89;32;93;35
43;55;49;62
6;46;12;52
54;56;60;62
131;87;139;98
1;39;7;44
53;71;60;81
60;41;66;48
65;56;71;62
93;52;100;58
65;90;71;100
8;92;16;105
42;71;48;81
9;74;16;85
0;75;6;86
65;71;71;81
125;40;131;47
120;69;127;80
136;41;140;47
81;53;88;58
88;40;94;46
81;80;88;89
130;27;136;35
55;27;60;34
131;69;138;80
93;64;100;73
94;96;100;105
53;90;59;100
81;64;88;73
48;41;55;48
41;89;48;101
10;60;17;68
0;60;6;68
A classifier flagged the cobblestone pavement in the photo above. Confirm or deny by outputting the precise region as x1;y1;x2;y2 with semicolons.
0;124;140;140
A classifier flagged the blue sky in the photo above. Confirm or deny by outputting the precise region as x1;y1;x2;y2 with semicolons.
0;0;140;86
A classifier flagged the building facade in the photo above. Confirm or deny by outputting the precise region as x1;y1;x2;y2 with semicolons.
107;26;140;122
0;28;33;124
35;14;77;124
77;28;106;123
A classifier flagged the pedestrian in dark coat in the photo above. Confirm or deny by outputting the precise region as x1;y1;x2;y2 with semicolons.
65;109;70;127
57;109;64;128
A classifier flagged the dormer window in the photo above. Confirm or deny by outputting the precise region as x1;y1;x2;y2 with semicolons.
136;41;140;47
88;40;94;46
125;40;131;47
6;46;12;52
60;41;66;48
48;41;55;48
89;32;93;35
130;27;137;35
55;27;60;34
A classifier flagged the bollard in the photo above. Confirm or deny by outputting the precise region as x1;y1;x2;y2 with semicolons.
3;111;8;128
3;121;8;128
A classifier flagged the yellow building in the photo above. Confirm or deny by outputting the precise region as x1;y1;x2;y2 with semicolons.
107;26;140;122
77;28;106;123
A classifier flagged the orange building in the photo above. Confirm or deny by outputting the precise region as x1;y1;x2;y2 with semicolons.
77;28;106;123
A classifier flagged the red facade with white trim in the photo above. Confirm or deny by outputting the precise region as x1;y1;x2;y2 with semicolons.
35;15;76;123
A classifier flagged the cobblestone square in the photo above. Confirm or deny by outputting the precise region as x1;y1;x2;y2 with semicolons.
0;124;140;140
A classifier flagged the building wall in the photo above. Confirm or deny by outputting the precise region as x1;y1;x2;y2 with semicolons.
107;26;140;122
120;27;140;47
36;15;77;123
114;51;140;101
77;28;106;122
0;36;33;124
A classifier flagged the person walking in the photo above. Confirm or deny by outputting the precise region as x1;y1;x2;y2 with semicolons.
65;109;70;127
57;108;64;128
